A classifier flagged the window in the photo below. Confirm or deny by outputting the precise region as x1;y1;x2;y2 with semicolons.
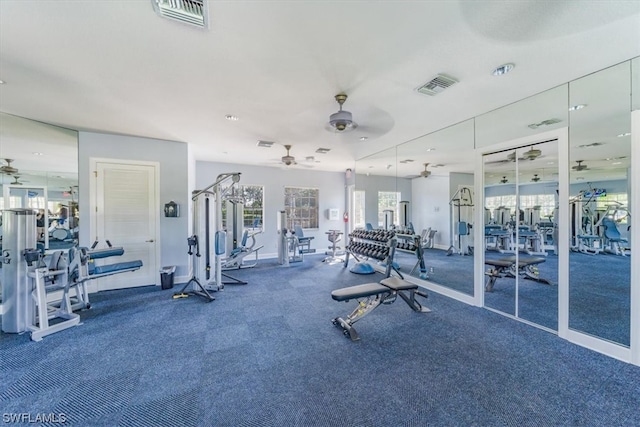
378;191;400;227
284;187;319;229
242;185;264;229
353;190;365;229
519;194;556;219
486;194;556;223
221;185;264;230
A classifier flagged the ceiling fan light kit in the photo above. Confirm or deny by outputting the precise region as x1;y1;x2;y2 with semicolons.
1;158;19;175
420;163;431;178
281;145;297;166
328;93;357;132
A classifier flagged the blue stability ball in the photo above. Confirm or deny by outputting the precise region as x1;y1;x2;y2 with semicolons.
350;262;375;275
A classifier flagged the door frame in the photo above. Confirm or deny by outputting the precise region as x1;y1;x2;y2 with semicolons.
88;157;161;291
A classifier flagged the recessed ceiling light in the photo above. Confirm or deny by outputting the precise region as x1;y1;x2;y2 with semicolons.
399;159;414;164
617;132;631;137
316;148;331;154
568;104;587;111
225;114;239;121
576;177;585;181
0;80;5;84
547;161;554;165
32;152;44;156
492;63;514;76
257;140;274;148
612;161;622;165
426;148;435;152
360;136;368;141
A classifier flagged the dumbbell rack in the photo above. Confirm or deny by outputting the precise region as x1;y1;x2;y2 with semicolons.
395;233;430;279
344;229;397;277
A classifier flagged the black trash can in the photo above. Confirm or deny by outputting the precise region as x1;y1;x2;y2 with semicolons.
160;266;176;289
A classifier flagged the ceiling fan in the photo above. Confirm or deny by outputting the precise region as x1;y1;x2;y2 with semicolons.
327;93;357;132
1;159;19;175
531;174;541;182
281;144;296;166
420;163;431;178
572;160;589;171
10;175;23;185
500;176;508;184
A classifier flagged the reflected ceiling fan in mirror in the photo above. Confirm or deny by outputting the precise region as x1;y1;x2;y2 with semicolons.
531;174;541;182
1;158;19;175
10;174;24;185
486;146;543;165
500;176;508;184
521;147;542;161
572;160;589;171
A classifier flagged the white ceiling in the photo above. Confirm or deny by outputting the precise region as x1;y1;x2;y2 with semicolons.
0;1;639;175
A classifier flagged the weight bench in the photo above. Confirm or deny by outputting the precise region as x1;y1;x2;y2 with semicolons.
484;255;553;292
331;276;430;341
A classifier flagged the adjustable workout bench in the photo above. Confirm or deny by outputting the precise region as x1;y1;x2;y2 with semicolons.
331;276;430;341
484;255;553;292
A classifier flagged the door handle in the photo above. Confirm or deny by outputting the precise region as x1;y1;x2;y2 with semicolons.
146;239;155;243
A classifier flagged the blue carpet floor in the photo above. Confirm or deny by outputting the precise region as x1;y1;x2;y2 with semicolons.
1;254;639;426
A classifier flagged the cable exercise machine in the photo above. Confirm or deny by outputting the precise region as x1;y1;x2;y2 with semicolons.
221;188;263;270
447;186;474;256
173;172;243;302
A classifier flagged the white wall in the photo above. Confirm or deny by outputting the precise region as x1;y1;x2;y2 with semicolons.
78;131;190;279
196;161;346;257
411;175;450;248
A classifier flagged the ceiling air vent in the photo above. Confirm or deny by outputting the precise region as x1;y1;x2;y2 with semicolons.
152;0;208;28
416;74;458;96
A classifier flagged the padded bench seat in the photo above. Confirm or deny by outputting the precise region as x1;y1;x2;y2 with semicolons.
89;260;143;276
87;247;125;259
331;283;390;302
380;276;418;291
484;255;551;292
485;256;545;268
331;276;429;341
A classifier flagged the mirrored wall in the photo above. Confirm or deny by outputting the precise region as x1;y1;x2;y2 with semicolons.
482;141;559;330
0;113;79;251
395;119;475;295
353;57;637;360
568;61;632;346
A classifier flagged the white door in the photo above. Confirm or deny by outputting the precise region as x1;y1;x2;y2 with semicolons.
92;160;158;291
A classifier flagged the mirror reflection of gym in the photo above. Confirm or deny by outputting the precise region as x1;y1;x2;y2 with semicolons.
568;61;632;346
483;141;559;330
0;113;79;252
483;149;517;317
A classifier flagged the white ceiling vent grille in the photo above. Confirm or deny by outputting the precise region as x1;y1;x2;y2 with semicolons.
416;74;458;96
152;0;208;28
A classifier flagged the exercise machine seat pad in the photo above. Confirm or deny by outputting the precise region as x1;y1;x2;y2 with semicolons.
331;283;390;302
89;260;143;275
88;248;125;259
485;256;545;268
380;276;418;291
